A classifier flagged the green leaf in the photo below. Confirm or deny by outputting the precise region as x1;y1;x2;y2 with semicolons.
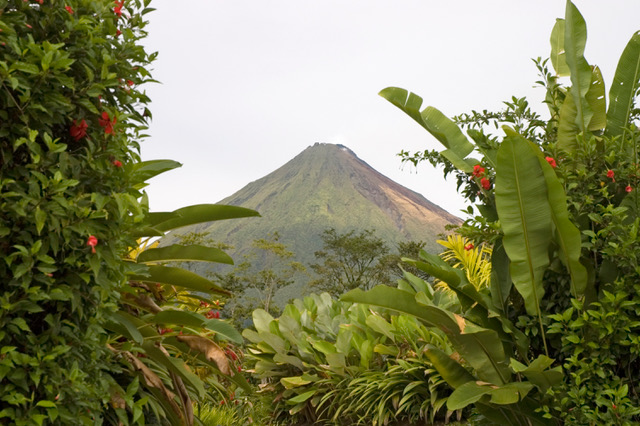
203;319;243;344
606;31;640;138
131;159;182;184
152;310;206;328
130;265;231;296
153;204;260;233
252;309;275;334
564;0;593;132
288;389;317;404
537;155;588;297
489;240;512;312
105;311;144;344
35;207;46;235
281;376;313;389
136;244;233;265
379;87;474;173
447;381;493;410
495;136;551;319
550;19;570;76
510;356;563;392
586;65;606;131
424;345;474;389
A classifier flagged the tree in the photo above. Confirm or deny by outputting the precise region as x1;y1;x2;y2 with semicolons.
217;232;306;326
310;228;394;294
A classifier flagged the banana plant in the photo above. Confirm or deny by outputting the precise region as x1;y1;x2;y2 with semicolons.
104;159;260;425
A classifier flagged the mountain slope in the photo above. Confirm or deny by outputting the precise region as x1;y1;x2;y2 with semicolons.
167;143;461;269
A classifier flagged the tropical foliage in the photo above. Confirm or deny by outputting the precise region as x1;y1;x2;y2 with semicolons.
242;292;460;425
345;1;640;423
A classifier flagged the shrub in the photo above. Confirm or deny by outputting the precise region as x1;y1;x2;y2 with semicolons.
0;0;154;423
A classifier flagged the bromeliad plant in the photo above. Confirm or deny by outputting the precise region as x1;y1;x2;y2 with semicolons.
344;1;640;424
243;292;458;425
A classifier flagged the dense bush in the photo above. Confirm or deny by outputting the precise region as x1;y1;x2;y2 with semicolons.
0;0;154;423
346;1;640;424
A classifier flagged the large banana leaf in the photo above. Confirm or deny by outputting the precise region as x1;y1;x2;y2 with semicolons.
130;265;231;296
564;0;593;132
495;136;551;332
153;204;260;233
537;156;588;298
606;31;640;138
550;19;570;76
379;87;475;173
423;345;474;388
342;286;511;384
586;66;606;131
489;240;512;313
131;159;182;185
136;244;233;265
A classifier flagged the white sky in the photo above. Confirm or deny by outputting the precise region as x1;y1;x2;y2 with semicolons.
140;1;640;218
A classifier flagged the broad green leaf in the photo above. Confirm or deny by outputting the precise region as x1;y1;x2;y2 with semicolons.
447;381;493;410
105;311;144;344
136;244;233;265
130;265;230;296
204;319;243;344
606;31;640;138
586;66;606;131
153;204;260;232
537;156;588;297
35;207;46;235
424;345;474;389
510;356;563;392
489;240;512;313
281;376;313;389
379;87;474;173
557;91;579;152
564;0;593;132
252;309;275;334
488;382;534;405
287;389;317;404
131;159;182;184
550;19;570;76
152;310;206;328
399;269;434;297
495;136;551;319
365;314;394;340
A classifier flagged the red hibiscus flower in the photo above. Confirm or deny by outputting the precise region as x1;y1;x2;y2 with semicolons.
87;235;98;253
480;177;491;190
472;164;485;177
607;169;615;180
545;156;557;168
464;243;474;251
126;79;134;86
114;0;124;17
626;185;633;193
65;5;73;13
70;119;88;141
112;160;123;168
98;111;116;134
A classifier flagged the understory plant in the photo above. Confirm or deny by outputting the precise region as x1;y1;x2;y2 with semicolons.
344;1;640;424
243;292;460;425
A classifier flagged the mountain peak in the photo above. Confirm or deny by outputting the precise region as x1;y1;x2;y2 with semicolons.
167;143;460;272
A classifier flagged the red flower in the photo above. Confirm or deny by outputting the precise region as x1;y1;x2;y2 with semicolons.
116;29;122;37
626;185;633;193
65;5;73;13
200;300;210;307
114;0;124;17
26;23;32;29
159;328;173;335
98;111;116;134
70;119;88;141
607;169;615;179
87;235;98;253
480;177;491;190
205;310;220;319
545;156;557;168
126;79;134;86
464;243;474;251
472;164;485;177
112;160;123;168
612;403;618;410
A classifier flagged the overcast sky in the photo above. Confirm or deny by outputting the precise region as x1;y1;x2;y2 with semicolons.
140;1;640;217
